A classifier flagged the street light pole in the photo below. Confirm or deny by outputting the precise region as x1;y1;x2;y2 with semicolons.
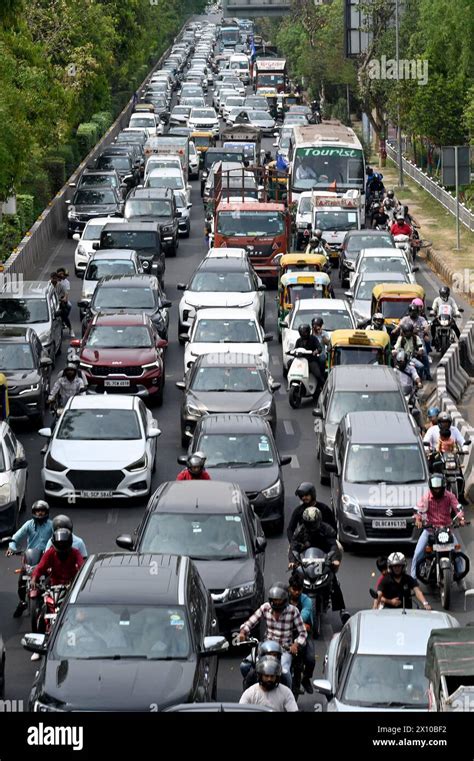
395;0;404;186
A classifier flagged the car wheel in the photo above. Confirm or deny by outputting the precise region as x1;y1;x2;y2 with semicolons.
183;224;190;238
319;449;330;485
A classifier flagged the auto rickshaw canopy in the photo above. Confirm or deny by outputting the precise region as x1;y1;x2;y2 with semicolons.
371;283;425;323
191;131;216;152
425;627;474;686
279;253;329;272
328;329;391;368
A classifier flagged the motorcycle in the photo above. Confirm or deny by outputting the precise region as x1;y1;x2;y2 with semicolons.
286;348;318;409
34;584;70;635
236;636;302;699
289;547;334;639
430;303;459;356
415;521;470;610
12;548;44;632
428;439;471;499
393;233;413;262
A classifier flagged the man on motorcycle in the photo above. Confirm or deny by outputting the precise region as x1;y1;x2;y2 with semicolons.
293;324;324;401
411;474;465;580
289;507;350;625
311;317;331;372
287;482;336;539
44;515;88;558
240;640;291;689
390;213;412;238
238;582;307;689
176;451;211;480
426;406;440;428
31;529;84;590
383;189;400;216
305;228;329;256
371;204;390;230
288;574;315;694
423;412;466;454
431;286;461;340
393;350;422;391
393;323;425;377
48;364;86;408
375;552;431;610
393;302;432;381
6;500;53;618
239;656;299;711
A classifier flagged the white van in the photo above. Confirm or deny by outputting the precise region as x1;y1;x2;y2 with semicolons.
229;54;250;84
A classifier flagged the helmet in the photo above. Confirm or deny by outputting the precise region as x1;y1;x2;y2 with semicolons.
411;298;424;309
295;482;316;501
32;500;50;519
256;655;281;689
427;406;440;419
395;350;408;370
429;473;446;496
387;190;394;199
68;353;81;366
52;528;73;553
302;506;322;529
439;286;450;300
312;317;324;329
298;324;311;339
401;322;414;337
187;451;206;475
387;552;407;570
366;166;373;176
408;305;419;316
372;312;384;329
52;514;73;532
64;364;77;376
437;411;452;433
396;213;405;222
268;582;288;612
258;640;283;660
314;228;323;239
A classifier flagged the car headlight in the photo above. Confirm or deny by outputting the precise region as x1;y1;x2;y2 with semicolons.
77;244;87;256
142;361;160;371
262;480;282;499
0;483;12;506
186;402;203;417
45;453;67;472
341;494;361;516
227;581;256;601
67;207;77;219
162;225;173;234
250;403;272;417
79;361;92;369
18;383;40;395
125;454;147;472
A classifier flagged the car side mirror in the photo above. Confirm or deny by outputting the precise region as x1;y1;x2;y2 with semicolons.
278;320;288;329
179;333;189;343
21;633;47;655
177;283;187;291
312;408;323;419
187;203;193;209
271;382;281;392
70;339;81;348
280;455;292;466
344;292;354;299
40;356;53;367
175;381;186;390
264;333;273;343
258;284;266;291
313;679;333;698
38;428;52;438
12;457;28;471
116;534;135;550
77;300;90;309
412;266;419;272
177;455;188;465
162;300;172;308
147;426;161;438
200;636;229;655
255;536;267;553
92;242;100;250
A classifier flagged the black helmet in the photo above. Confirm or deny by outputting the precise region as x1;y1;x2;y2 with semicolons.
312;317;324;329
52;528;73;553
187;451;206;475
408;304;419;316
302;506;322;529
258;640;283;659
395;350;408;370
376;556;388;573
401;322;414;337
429;474;446;497
52;514;73;532
437;411;452;434
268;582;288;612
298;324;311;339
439;286;450;300
32;500;50;519
387;190;394;199
295;482;316;501
366;166;373;176
256;655;281;689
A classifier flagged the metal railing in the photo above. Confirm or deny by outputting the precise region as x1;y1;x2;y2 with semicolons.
386;141;474;232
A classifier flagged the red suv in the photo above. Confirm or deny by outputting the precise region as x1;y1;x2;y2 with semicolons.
71;313;166;405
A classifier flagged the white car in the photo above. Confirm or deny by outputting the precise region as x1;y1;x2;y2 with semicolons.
73;217;124;277
349;247;418;288
128;113;159;136
222;95;246;121
188;141;200;179
170;105;191;126
39;395;161;501
0;421;27;540
144;155;183;185
178;259;265;338
188;107;219;135
80;250;142;303
145;167;191;204
183;308;272;372
281;298;356;370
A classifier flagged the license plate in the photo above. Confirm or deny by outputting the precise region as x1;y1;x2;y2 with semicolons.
313;419;323;433
432;544;455;552
372;519;407;529
104;379;130;387
79;490;113;498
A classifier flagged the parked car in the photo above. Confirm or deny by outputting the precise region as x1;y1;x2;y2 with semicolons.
0;282;63;361
0;326;52;426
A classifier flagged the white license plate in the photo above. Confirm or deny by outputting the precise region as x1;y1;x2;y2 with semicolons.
372;519;407;529
79;490;113;498
104;379;130;387
432;544;455;552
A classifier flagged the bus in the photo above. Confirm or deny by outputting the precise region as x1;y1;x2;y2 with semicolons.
220;23;240;49
288;122;366;212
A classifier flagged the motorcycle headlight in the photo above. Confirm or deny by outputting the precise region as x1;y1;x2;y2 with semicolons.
18;384;39;395
341;494;361;516
0;483;12;506
45;453;67;472
437;531;450;543
250;403;272;417
227;581;255;601
262;480;282;499
445;460;457;470
125;454;147;472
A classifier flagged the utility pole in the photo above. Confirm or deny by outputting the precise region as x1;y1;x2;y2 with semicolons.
395;0;404;186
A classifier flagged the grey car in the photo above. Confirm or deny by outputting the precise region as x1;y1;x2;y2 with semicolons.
314;366;410;484
66;186;124;237
0;282;63;361
345;271;409;325
340;230;395;287
0;326;52;426
176;353;280;446
327;410;429;547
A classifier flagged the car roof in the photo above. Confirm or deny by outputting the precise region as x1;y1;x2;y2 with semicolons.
293;298;350;312
150;481;244;514
88;250;137;260
344;229;392;239
95;274;158;288
85;217;124;227
93;312;150;327
195;258;252;274
216;202;285;212
72;553;189;605
205;247;248;258
131;188;173;199
0;326;32;341
342;411;418;443
349;610;459;656
102;222;158;232
0;281;50;297
194;307;257;320
67;394;136;410
197;413;271;434
357;271;408;283
328;365;403;392
196;352;266;369
358;248;406;258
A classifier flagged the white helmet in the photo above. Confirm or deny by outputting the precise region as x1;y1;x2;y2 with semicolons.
387;552;406;570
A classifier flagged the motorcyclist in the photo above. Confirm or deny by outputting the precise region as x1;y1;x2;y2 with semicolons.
48;364;86;409
305;228;329;255
390;213;412;238
426;406;440;427
6;500;53;618
423;411;466;454
393;302;432;381
239;656;299;711
367;312;387;333
288;574;315;694
31;528;84;590
238;582;307;689
44;515;88;558
403;205;419;228
311;317;331;369
383;189;400;216
286;482;336;539
293;324;324;401
393;322;425;377
240;640;291;689
176;451;211;481
375;552;431;610
289;507;350;625
411;475;465;582
66;352;89;386
371;204;390;230
431;286;461;340
393;350;422;393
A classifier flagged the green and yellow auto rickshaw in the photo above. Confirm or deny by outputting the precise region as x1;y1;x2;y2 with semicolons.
327;329;392;370
371;283;426;332
191;131;216;168
266;160;288;202
278;271;333;334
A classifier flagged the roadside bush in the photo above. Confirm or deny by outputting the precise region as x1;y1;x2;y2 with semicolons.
76;122;100;157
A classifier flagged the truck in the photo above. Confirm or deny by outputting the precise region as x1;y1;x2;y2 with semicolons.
220;124;263;166
426;627;474;712
254;58;287;93
143;135;189;183
311;190;362;267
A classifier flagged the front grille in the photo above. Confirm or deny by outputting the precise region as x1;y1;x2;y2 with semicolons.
365;525;414;539
90;365;143;377
67;470;124;490
247;244;275;258
362;507;414;518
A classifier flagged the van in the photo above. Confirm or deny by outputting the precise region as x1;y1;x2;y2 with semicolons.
229;54;250;84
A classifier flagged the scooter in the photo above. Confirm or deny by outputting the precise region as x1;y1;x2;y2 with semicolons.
286;348;318;409
393;233;413;262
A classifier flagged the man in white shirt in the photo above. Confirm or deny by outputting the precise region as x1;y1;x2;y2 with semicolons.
423;412;465;452
239;656;298;712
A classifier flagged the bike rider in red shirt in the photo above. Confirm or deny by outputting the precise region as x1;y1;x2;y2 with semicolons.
176;451;211;481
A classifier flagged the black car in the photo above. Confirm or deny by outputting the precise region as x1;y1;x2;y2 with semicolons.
177;353;279;446
79;274;171;340
340;230;395;287
98;222;165;286
182;415;291;534
22;553;228;711
71;169;123;196
116;481;266;633
0;326;52;426
124;188;179;257
66;185;123;237
95;147;141;184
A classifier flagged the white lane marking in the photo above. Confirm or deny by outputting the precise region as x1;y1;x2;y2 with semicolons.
106;510;118;525
283;420;294;436
290;454;300;469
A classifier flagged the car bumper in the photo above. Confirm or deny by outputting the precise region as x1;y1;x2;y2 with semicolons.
250;262;280;280
212;594;262;631
337;511;418;544
67;219;87;234
247;492;284;525
0;500;18;539
178;219;190;234
42;468;152;500
85;371;163;397
8;392;43;419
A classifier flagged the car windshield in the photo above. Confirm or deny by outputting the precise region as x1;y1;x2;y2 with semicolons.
327;391;406;424
182;98;205;107
141;513;248;559
147;175;184;190
191;109;216;119
0;298;48;324
101;231;156;250
226;97;245;107
251;111;270;121
97;156;130;171
345;444;425;484
125;200;171;218
200;433;274;467
191;366;265;392
80;175;117;188
342;655;428;708
334;346;385;365
189;271;253;292
83;223;107;241
315;211;358;232
194;318;259;343
380;300;412;319
147;161;180;174
284;115;307;125
360;258;408;276
172;107;190;116
53;604;191;660
57;409;141;440
287;285;322;303
292;310;352;331
246;98;267;109
355;280;378;300
94;286;155;309
216;211;285;236
85;260;136;281
74;190;117;205
86;326;152;349
298;197;312;214
0;343;35;370
347;235;393;252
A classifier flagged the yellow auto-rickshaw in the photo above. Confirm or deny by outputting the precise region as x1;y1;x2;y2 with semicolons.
277;93;303;113
191;131;216;168
278;272;332;334
278;253;330;282
328;329;392;370
371;283;426;329
0;373;10;421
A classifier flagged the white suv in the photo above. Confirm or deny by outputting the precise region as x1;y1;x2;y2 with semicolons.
0;421;27;540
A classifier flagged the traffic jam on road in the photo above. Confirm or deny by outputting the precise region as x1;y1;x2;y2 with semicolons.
0;9;472;715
